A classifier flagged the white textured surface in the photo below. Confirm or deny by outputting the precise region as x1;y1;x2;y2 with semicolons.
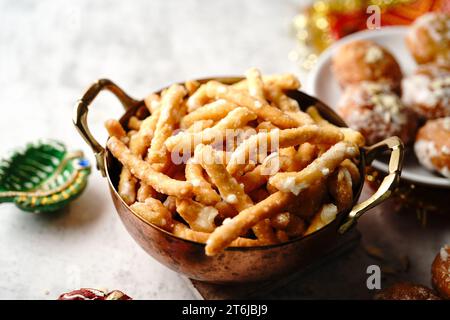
0;0;303;299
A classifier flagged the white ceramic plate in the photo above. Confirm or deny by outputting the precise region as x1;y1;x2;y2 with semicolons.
306;26;450;189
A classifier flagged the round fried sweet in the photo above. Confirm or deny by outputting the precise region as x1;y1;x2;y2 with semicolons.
332;40;402;90
402;64;450;120
431;245;450;299
374;282;440;300
414;117;450;178
337;82;417;145
406;12;450;65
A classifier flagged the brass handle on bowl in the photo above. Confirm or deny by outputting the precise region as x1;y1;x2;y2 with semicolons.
73;79;141;176
339;136;404;234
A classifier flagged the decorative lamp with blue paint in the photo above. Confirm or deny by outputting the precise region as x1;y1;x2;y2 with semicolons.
0;140;91;213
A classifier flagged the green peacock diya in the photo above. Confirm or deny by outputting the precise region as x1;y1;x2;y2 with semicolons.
0;140;91;213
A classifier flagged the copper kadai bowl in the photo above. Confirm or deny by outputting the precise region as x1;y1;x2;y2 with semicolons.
73;78;404;284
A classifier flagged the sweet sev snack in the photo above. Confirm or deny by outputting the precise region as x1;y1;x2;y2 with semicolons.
105;68;363;256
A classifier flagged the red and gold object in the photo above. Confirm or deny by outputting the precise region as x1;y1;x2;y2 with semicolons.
58;288;132;300
381;0;450;25
291;0;450;70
